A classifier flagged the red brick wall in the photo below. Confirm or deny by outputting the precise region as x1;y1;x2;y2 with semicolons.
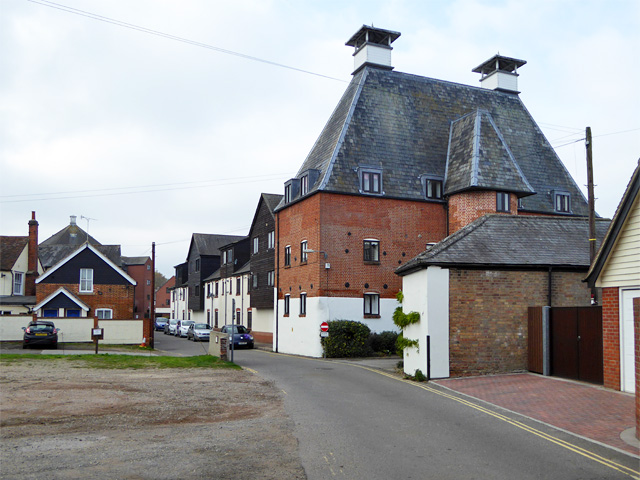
155;276;175;309
633;297;639;439
448;191;518;233
276;192;447;301
602;287;621;390
126;260;153;319
36;283;135;321
448;269;592;376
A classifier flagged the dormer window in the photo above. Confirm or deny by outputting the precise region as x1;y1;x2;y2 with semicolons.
421;175;443;200
496;192;510;212
300;175;309;196
359;167;383;194
554;192;571;213
284;184;292;203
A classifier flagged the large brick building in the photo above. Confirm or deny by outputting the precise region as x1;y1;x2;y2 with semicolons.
274;25;593;357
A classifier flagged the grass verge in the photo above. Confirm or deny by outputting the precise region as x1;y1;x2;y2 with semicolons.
0;354;240;370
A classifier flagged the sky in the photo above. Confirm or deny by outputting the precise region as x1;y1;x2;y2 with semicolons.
1;0;639;277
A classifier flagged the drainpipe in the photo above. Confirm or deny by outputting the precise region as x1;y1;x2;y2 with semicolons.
547;266;553;307
275;213;280;353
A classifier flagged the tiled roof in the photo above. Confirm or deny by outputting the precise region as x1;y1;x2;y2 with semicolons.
397;214;611;275
262;193;283;214
0;236;28;271
121;256;150;265
191;233;246;257
277;66;589;216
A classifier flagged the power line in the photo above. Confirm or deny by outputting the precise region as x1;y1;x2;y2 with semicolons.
27;0;347;84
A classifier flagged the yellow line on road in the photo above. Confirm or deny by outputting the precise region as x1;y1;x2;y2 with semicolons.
340;362;639;479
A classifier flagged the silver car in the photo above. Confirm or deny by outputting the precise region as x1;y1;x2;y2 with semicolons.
166;319;179;335
187;323;211;342
177;320;194;338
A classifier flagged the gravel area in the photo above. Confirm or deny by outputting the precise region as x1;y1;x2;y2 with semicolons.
0;360;305;479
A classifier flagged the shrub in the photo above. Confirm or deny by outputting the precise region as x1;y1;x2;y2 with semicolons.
322;320;372;358
368;331;399;355
414;369;427;382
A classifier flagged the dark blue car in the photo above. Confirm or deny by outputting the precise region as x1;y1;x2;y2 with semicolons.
220;325;254;349
154;318;168;331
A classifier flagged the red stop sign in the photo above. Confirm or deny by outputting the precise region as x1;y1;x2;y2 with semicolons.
320;322;329;332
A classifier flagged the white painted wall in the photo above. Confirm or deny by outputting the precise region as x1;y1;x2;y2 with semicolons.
0;316;143;344
480;71;519;92
0;244;28;295
402;266;450;379
275;295;399;357
251;306;273;335
620;288;639;393
354;44;391;72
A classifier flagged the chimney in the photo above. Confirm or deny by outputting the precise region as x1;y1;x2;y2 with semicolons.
26;211;39;296
346;25;401;75
472;54;526;94
70;215;77;225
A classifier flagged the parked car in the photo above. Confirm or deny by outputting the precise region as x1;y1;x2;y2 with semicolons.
220;325;254;349
187;323;211;342
177;320;194;338
166;319;178;335
22;320;58;349
154;318;168;331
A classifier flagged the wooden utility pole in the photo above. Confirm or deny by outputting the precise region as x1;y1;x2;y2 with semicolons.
150;242;156;349
586;127;597;304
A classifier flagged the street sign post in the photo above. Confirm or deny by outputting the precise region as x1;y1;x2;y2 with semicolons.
320;322;329;332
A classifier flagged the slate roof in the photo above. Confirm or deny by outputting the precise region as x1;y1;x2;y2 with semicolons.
121;256;150;265
40;224;99;247
39;244;122;270
262;193;284;214
396;215;611;276
0;295;36;306
190;233;246;257
0;236;28;271
585;159;640;286
276;66;588;216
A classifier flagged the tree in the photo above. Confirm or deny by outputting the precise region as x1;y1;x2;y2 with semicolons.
154;271;168;290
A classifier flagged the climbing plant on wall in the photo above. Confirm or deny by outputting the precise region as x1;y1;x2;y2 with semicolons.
392;291;420;352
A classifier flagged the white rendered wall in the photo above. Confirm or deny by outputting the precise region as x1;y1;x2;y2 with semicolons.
99;320;143;344
402;267;450;378
251;307;273;334
275;295;400;357
0;315;33;340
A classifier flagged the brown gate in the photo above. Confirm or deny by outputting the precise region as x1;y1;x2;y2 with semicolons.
550;306;603;384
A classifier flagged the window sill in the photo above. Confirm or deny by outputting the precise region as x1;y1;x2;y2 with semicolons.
299;314;306;318
283;314;289;317
364;261;380;265
300;261;307;266
364;314;381;319
284;265;291;269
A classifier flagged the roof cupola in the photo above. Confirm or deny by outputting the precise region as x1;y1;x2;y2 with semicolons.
472;54;526;94
346;25;401;75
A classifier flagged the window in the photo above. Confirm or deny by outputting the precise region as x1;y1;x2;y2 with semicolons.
215;282;219;296
284;184;292;203
66;309;80;317
300;175;309;195
284;294;290;315
228;280;233;295
361;170;381;194
12;272;24;295
214;309;219;328
222;251;227;264
166;287;170;294
363;240;380;263
267;231;275;249
236;277;241;294
247;310;253;330
207;284;211;297
496;192;510;212
252;274;258;289
43;309;58;317
284;245;291;267
226;249;233;264
235;309;242;325
364;293;380;316
425;178;443;199
300;240;308;264
166;299;170;306
267;270;274;287
146;280;151;286
195;258;200;272
96;308;112;319
79;268;93;293
300;293;307;316
195;285;200;297
555;193;571;213
253;237;259;254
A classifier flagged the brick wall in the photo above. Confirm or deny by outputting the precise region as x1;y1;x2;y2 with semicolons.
448;191;518;233
448;268;592;377
634;297;639;439
36;283;135;321
602;287;621;390
276;192;447;302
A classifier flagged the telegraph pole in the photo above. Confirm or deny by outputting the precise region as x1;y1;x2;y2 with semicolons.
586;127;598;304
150;242;156;349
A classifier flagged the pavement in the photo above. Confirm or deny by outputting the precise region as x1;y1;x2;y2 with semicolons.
4;341;638;458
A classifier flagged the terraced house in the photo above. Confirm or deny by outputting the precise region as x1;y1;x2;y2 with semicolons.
274;25;592;357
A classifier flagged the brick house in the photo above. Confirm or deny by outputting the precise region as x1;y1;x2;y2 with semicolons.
34;243;136;322
396;215;609;378
155;275;175;316
121;256;153;319
274;25;591;357
0;212;43;315
585;160;639;435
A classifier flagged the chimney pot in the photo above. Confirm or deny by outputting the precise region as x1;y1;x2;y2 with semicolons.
472;54;526;94
70;215;77;225
346;25;401;75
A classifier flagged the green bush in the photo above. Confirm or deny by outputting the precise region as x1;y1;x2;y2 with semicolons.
368;331;399;354
322;320;372;358
414;369;427;382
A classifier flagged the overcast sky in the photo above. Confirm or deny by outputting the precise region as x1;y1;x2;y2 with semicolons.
1;0;638;277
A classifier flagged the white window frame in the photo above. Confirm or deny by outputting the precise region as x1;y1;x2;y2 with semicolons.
284;245;291;267
267;231;275;249
284;294;290;315
363;239;380;263
496;192;510;212
300;292;307;316
80;268;94;293
12;272;24;295
253;237;259;254
360;168;383;194
555;192;571;213
96;308;112;319
300;175;309;196
300;240;308;264
267;270;275;287
364;293;380;316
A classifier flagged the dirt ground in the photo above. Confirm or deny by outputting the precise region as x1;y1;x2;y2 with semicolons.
0;360;306;479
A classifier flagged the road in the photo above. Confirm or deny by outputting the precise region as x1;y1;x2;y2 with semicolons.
231;349;637;480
